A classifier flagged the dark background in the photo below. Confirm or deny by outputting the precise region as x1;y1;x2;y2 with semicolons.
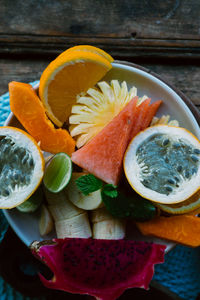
0;0;200;299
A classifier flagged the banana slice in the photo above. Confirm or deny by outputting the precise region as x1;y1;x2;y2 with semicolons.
65;173;102;210
44;186;92;238
55;212;92;238
39;204;54;236
93;219;126;240
91;207;126;239
91;206;113;223
49;201;83;222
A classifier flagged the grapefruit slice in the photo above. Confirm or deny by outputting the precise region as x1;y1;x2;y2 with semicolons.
0;127;44;209
72;97;139;185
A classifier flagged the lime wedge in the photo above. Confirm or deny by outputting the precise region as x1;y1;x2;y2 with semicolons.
17;186;43;213
43;152;72;193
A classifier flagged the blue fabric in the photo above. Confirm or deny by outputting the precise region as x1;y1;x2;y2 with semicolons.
0;82;200;300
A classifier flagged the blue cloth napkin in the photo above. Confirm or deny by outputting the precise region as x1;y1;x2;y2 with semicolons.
1;81;200;300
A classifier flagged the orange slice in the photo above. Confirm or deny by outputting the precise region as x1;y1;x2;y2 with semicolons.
39;51;112;127
136;215;200;247
57;45;114;63
9;82;75;155
155;190;200;214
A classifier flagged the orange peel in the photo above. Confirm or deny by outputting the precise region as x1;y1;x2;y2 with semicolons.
9;81;75;155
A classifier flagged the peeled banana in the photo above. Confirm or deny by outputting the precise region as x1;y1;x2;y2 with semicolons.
93;219;126;240
55;213;92;239
44;188;92;239
39;204;54;236
65;173;102;210
91;206;114;223
91;207;126;240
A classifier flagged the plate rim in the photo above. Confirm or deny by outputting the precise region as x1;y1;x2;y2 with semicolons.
3;60;200;253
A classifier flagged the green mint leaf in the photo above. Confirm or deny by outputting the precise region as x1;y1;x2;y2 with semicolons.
75;174;103;195
102;184;118;198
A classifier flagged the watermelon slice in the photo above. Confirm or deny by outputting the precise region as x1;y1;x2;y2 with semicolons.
129;98;151;140
141;100;162;130
72;96;138;185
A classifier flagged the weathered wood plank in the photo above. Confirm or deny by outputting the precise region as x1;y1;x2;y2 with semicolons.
0;0;200;57
0;58;199;107
1;36;200;58
1;0;200;39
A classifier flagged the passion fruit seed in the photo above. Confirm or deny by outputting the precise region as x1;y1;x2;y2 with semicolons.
194;149;200;155
167;178;175;185
184;170;190;179
165;185;173;192
136;133;200;196
173;142;181;149
177;165;182;172
162;138;170;146
0;135;35;198
190;155;199;163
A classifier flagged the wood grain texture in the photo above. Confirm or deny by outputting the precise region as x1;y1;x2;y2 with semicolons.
0;58;199;108
0;0;200;57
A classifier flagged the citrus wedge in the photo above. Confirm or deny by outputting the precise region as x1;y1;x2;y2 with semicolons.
124;125;200;204
155;189;200;214
39;51;112;127
17;186;43;213
57;45;114;63
9;82;75;155
43;153;72;193
0;127;44;209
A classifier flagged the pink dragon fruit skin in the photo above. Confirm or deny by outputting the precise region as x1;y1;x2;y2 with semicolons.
31;238;166;300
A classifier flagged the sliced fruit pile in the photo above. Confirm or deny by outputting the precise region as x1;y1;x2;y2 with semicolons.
71;97;162;185
4;45;200;300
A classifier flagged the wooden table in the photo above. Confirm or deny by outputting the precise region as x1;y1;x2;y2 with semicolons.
0;0;199;299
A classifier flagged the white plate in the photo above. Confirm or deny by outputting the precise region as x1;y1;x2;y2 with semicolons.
3;62;200;252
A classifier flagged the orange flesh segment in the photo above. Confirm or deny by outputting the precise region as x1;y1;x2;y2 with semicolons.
136;215;200;247
9;81;75;155
141;100;162;130
72;97;138;185
39;51;112;126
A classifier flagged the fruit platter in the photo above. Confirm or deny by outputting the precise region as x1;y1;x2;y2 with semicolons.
1;45;200;300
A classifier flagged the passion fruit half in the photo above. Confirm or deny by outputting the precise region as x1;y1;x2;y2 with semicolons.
0;127;44;209
124;125;200;204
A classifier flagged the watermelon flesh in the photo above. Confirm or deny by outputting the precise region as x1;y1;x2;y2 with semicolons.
141;100;162;131
31;238;166;300
71;97;138;185
129;98;151;140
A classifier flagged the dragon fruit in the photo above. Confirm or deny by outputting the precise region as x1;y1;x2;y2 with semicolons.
31;238;166;300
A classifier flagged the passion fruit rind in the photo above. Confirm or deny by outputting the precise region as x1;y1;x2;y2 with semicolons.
124;125;200;205
0;127;44;209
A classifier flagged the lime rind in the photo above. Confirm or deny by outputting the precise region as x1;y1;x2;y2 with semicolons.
43;152;72;193
17;186;43;213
